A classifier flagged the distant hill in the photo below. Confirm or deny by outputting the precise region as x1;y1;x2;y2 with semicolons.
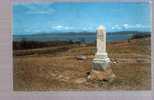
13;31;151;43
13;31;151;36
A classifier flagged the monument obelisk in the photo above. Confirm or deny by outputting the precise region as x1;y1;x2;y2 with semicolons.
93;25;110;70
88;25;115;81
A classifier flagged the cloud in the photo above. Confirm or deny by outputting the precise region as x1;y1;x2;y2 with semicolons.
55;25;63;28
112;24;122;30
112;24;150;30
123;24;129;29
127;24;150;29
135;24;150;28
14;3;55;15
52;25;74;31
51;25;95;32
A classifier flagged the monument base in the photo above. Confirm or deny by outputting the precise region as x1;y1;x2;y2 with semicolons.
92;52;110;70
88;68;116;81
88;52;116;81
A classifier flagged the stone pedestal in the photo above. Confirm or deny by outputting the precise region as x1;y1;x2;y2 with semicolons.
92;53;110;70
88;25;115;81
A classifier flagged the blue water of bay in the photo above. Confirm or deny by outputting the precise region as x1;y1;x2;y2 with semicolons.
13;33;133;43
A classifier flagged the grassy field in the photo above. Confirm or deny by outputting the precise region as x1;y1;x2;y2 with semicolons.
13;37;151;91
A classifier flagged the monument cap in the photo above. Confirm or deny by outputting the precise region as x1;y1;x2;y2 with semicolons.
97;25;106;30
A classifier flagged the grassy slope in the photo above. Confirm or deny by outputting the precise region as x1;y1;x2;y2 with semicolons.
13;37;151;91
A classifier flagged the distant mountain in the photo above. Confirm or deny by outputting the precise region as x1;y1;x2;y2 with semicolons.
13;31;151;42
13;31;151;36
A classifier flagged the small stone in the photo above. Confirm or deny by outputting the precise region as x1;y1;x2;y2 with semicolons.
76;55;87;60
57;75;63;79
88;68;115;81
75;78;87;84
113;61;117;64
65;77;70;80
108;73;116;82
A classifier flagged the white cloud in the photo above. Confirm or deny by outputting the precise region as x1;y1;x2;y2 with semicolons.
123;24;129;29
64;26;73;30
127;24;150;29
112;24;150;30
135;24;150;28
25;3;55;15
51;25;74;31
111;27;115;30
112;24;122;30
56;25;63;28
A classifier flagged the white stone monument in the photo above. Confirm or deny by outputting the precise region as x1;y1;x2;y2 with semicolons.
88;25;115;81
92;25;110;70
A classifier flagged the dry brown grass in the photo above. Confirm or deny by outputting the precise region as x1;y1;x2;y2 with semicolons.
13;38;151;91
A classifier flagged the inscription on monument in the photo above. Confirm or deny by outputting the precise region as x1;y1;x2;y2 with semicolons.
97;30;104;41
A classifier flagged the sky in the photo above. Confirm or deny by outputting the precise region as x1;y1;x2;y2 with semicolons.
13;2;151;35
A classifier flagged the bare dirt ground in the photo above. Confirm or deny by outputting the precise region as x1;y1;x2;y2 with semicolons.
13;38;151;91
